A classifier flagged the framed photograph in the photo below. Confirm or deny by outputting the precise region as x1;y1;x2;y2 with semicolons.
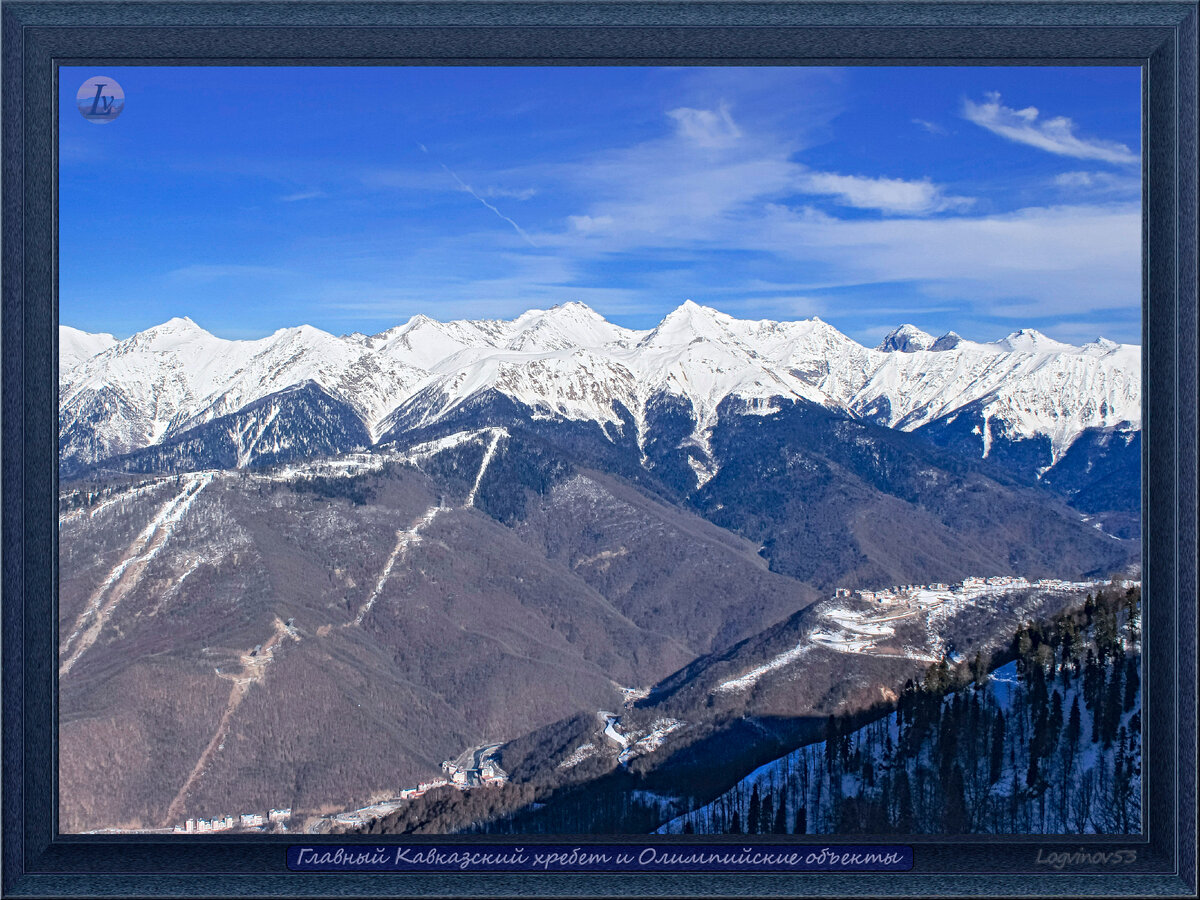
3;1;1195;897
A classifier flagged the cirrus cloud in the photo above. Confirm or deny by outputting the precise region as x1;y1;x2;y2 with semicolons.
963;92;1138;165
667;102;743;148
797;172;974;215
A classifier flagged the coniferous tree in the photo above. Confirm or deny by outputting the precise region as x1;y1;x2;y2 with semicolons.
972;652;989;688
759;791;773;837
1090;668;1105;743
989;710;1005;785
1067;695;1082;752
773;797;788;834
894;768;914;832
1083;649;1099;708
943;764;968;833
1030;661;1049;722
747;784;760;835
1048;690;1064;754
1124;586;1140;629
1103;664;1123;747
824;716;838;770
793;804;807;835
938;704;958;775
729;811;741;834
1015;624;1034;674
1031;706;1049;762
1124;656;1140;712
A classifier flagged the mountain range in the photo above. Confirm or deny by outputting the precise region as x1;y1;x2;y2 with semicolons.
57;302;1141;833
60;301;1139;477
60;303;1140;535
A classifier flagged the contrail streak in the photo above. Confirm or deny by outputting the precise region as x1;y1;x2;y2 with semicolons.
439;163;537;246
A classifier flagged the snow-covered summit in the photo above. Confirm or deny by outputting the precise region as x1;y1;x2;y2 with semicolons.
876;324;935;353
930;331;963;351
60;325;117;371
994;328;1074;354
59;303;1141;472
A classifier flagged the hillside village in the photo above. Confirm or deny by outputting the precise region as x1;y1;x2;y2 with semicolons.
838;574;1053;605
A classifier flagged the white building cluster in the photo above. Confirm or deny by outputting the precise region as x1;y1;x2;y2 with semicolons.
174;807;290;834
176;815;234;834
844;575;1031;605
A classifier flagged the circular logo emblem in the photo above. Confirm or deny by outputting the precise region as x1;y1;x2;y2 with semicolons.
76;76;125;124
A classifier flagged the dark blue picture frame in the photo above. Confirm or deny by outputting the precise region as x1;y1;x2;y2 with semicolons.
3;1;1195;896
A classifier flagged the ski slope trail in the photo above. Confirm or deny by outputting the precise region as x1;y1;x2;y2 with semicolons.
229;406;281;469
59;474;211;678
352;504;447;626
465;429;504;508
163;617;297;825
58;481;166;528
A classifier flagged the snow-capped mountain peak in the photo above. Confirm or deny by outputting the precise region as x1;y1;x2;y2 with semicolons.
60;325;117;370
995;328;1073;354
122;316;218;352
504;301;634;352
1080;337;1121;355
877;324;935;353
930;331;963;351
641;300;737;348
58;304;1141;476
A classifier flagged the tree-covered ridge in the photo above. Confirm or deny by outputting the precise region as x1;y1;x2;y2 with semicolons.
660;584;1141;835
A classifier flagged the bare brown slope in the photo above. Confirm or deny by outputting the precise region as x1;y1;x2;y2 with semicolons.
512;469;821;654
58;456;807;831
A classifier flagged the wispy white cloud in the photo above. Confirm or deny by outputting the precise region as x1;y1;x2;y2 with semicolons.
796;172;973;215
536;103;974;250
667;102;743;148
278;189;326;202
912;118;947;135
303;252;645;325
164;264;295;285
567;214;615;233
756;202;1140;310
963;92;1138;164
1054;170;1141;196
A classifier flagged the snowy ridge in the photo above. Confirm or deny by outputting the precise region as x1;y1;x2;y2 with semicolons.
60;325;117;371
60;302;1140;472
711;576;1113;695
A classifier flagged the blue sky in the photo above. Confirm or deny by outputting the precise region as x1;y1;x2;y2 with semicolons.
60;66;1141;345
